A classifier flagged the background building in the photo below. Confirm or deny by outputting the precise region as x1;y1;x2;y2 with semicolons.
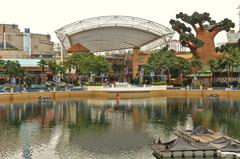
0;24;55;84
227;30;240;43
0;24;54;59
56;15;174;78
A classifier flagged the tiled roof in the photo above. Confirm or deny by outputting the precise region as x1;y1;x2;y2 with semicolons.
67;43;90;52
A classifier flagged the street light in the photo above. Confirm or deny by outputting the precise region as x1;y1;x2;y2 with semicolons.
139;68;144;86
100;73;105;85
150;70;155;85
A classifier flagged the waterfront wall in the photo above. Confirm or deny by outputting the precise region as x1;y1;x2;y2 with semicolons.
1;90;240;103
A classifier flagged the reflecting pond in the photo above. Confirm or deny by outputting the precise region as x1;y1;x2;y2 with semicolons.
0;97;240;158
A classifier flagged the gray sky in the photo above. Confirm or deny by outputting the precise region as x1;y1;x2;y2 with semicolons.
0;0;239;43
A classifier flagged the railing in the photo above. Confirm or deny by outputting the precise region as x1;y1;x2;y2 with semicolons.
167;86;240;90
2;85;240;93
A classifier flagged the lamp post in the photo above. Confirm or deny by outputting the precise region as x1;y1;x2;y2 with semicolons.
150;70;155;85
139;68;144;86
101;73;105;86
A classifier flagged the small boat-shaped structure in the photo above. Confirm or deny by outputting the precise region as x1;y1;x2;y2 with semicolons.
211;137;240;158
152;126;240;158
152;138;217;158
38;96;51;102
175;126;222;143
206;94;219;99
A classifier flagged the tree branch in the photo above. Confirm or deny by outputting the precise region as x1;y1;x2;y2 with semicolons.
184;39;197;50
210;27;225;37
175;28;182;34
175;26;197;51
191;24;199;33
198;22;205;30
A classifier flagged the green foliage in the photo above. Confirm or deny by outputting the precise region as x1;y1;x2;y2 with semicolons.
84;82;102;86
144;49;191;79
48;61;62;76
130;77;140;85
152;81;167;85
112;64;124;73
191;58;202;69
212;41;240;71
216;41;240;53
208;47;240;86
3;60;24;77
208;57;219;71
170;19;203;48
67;53;112;76
37;59;47;73
176;12;216;26
211;18;235;32
169;19;191;32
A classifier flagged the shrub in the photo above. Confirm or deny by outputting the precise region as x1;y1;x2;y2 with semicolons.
152;81;167;85
130;78;140;85
85;82;102;86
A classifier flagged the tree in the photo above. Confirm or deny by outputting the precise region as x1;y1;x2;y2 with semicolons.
216;39;240;53
144;49;191;83
90;55;112;76
38;59;47;84
0;59;5;73
191;58;202;72
208;58;219;86
208;52;237;87
63;61;73;83
66;53;112;83
112;64;124;73
170;12;235;64
222;54;234;87
37;59;47;74
3;60;24;84
213;41;240;86
48;61;62;82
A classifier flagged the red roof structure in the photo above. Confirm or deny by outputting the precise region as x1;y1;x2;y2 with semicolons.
67;43;90;52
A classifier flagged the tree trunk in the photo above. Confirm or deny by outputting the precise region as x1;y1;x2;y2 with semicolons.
193;30;222;65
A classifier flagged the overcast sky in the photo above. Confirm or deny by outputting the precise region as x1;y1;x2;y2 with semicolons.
0;0;239;43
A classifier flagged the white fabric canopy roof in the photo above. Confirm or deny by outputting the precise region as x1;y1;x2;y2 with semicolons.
55;15;174;52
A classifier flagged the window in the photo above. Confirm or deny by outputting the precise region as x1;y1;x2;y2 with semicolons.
138;55;144;62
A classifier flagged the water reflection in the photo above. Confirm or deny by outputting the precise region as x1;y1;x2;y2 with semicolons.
0;97;240;158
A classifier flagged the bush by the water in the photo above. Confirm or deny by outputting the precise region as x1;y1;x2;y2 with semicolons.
152;81;167;85
85;82;102;86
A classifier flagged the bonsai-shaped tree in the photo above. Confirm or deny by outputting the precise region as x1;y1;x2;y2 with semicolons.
170;12;235;65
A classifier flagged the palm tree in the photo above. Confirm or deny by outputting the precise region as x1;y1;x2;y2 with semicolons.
37;59;47;84
208;58;219;86
38;59;47;74
222;53;234;87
